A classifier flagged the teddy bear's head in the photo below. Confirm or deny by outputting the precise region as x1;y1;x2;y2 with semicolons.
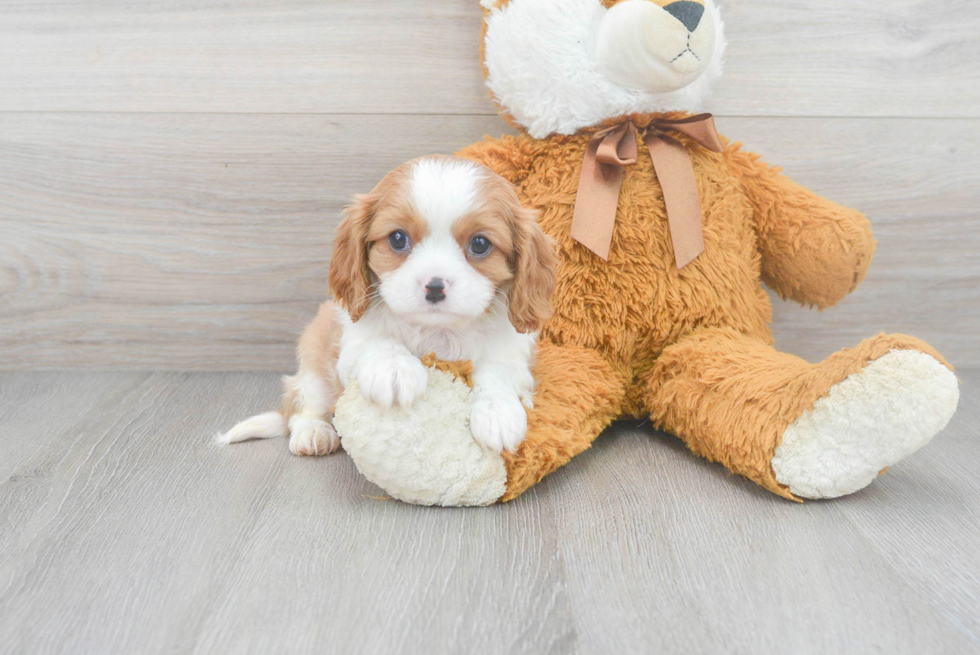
480;0;726;138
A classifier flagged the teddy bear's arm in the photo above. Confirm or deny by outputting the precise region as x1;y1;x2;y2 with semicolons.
729;148;877;309
456;134;539;187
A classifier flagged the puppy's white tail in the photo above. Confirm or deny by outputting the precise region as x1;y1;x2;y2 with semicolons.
216;411;288;446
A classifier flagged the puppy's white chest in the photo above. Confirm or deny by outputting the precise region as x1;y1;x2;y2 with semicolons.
404;327;476;362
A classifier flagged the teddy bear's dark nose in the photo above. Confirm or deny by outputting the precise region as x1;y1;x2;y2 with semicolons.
663;1;704;32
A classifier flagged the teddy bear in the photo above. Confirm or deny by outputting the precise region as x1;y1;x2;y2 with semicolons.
332;0;960;506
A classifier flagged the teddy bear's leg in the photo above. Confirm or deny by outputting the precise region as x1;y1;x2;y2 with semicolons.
500;340;628;502
643;328;959;500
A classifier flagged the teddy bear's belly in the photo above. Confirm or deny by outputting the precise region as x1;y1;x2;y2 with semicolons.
531;161;773;387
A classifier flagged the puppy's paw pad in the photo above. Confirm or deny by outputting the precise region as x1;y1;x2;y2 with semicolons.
470;393;528;453
358;354;428;409
288;417;340;457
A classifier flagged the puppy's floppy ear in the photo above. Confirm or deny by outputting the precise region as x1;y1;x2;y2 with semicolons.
328;193;375;322
508;207;557;333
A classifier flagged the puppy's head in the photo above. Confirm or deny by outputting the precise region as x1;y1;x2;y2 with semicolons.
328;156;556;333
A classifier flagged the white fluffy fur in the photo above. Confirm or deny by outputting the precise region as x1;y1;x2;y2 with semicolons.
334;367;508;506
290;372;335;418
221;158;539;455
222;158;537;454
772;350;960;499
287;414;340;457
282;372;342;455
378;159;496;325
335;300;537;453
218;376;342;455
216;411;287;444
332;157;538;453
483;0;726;137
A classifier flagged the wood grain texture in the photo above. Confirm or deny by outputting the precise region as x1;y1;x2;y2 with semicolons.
0;372;577;655
549;421;980;653
2;114;977;370
0;370;977;653
831;386;980;644
0;0;978;117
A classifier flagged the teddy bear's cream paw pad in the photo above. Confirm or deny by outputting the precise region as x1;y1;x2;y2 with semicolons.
772;350;959;499
333;367;508;507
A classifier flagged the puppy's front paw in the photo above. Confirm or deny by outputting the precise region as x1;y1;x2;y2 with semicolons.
357;352;428;408
288;415;341;456
470;392;528;453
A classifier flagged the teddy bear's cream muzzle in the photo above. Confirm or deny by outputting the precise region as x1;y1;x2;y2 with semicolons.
595;0;717;93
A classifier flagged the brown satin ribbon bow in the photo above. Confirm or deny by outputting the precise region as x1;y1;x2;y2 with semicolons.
570;113;724;268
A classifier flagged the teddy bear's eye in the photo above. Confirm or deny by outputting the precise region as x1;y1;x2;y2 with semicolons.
468;235;492;257
388;230;411;252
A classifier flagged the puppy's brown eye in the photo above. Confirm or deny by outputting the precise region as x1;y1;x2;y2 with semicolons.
468;235;492;257
388;230;410;252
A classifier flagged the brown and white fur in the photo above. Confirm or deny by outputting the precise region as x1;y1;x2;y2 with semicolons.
219;155;556;456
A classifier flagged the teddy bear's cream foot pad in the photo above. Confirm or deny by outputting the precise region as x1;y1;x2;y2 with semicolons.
333;367;508;507
771;350;960;499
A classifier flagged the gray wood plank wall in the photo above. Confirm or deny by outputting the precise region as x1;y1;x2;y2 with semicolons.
2;0;978;370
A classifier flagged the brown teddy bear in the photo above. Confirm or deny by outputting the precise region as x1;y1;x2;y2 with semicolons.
332;0;959;505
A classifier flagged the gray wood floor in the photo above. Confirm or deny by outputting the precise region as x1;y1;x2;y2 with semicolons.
1;370;977;654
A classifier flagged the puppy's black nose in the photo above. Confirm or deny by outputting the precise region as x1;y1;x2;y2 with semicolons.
425;277;446;304
663;1;704;32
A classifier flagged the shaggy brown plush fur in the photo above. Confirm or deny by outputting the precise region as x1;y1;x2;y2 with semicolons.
420;354;474;386
647;330;951;500
458;113;951;502
502;341;627;500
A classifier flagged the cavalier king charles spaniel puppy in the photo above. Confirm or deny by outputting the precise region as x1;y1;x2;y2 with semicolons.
220;155;556;455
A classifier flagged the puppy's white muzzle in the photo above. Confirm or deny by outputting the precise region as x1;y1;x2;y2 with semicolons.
595;0;716;93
